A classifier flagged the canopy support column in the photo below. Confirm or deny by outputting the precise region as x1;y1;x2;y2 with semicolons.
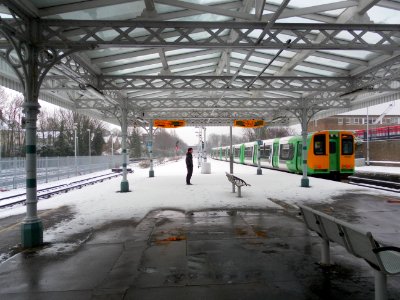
300;107;310;187
22;99;43;248
203;127;207;163
149;120;154;177
120;103;130;192
229;123;235;192
257;141;262;175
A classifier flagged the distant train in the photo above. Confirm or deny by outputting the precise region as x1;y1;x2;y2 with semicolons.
211;130;355;179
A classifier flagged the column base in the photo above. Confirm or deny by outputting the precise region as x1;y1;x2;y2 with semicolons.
149;170;154;177
201;162;211;174
257;168;262;175
21;220;43;248
120;181;130;192
301;178;310;187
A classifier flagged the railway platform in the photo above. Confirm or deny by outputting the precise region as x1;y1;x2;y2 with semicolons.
0;159;399;300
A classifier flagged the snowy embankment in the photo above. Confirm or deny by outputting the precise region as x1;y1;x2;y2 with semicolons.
0;159;396;245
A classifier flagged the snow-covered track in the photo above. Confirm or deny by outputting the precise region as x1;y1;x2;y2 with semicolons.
0;173;121;209
348;175;400;193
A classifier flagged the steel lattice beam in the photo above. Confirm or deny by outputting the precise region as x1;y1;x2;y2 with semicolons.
99;75;353;91
0;19;397;50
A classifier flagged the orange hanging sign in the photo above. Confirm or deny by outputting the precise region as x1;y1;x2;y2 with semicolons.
233;119;265;128
153;120;186;128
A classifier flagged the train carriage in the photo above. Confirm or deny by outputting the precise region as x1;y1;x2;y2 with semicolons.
211;130;355;179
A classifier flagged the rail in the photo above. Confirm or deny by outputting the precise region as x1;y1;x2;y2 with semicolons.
0;172;121;209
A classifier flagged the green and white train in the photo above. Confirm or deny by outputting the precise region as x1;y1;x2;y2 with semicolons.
211;130;355;178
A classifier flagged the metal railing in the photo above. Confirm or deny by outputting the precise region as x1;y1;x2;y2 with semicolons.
0;155;121;190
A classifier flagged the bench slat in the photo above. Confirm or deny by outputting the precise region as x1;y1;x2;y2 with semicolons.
299;204;381;267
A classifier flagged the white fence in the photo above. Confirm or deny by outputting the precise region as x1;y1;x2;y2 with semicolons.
0;155;121;190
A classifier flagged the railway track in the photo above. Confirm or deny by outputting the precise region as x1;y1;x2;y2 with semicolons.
348;175;400;193
0;173;122;209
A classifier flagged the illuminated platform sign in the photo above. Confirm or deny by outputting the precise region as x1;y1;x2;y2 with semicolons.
153;120;186;128
234;119;265;128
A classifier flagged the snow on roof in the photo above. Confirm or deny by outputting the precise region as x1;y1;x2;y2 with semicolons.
340;100;400;116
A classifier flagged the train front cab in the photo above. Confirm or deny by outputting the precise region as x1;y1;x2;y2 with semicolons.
338;131;355;177
307;131;354;179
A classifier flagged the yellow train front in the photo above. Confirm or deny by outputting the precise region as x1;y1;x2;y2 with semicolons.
211;130;355;179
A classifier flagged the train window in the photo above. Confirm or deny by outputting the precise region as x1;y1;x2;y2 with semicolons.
279;144;294;160
260;145;271;159
244;147;253;158
329;142;336;154
341;135;354;155
314;134;326;155
234;147;240;158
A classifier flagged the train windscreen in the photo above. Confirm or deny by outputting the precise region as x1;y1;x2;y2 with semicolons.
314;134;326;155
341;135;354;155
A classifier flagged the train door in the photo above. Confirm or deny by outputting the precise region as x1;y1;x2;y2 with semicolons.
253;145;258;165
272;141;279;168
296;142;302;172
329;136;339;173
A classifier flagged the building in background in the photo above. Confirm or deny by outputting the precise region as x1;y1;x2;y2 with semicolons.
308;101;400;132
308;101;400;162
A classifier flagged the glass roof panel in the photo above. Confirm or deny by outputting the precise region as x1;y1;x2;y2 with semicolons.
304;56;351;70
231;62;263;73
277;16;323;23
169;53;220;66
294;65;336;76
111;63;163;75
320;50;377;61
43;2;146;20
99;53;160;69
172;14;231;22
32;0;81;7
256;49;297;58
267;0;347;7
85;48;147;60
368;6;400;24
173;62;216;73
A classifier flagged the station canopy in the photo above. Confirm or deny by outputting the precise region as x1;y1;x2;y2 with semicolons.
0;0;399;127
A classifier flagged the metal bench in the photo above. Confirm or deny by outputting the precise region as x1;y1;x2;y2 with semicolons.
225;172;251;197
299;204;400;300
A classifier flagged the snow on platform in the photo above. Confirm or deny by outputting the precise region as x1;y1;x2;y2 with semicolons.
0;159;398;245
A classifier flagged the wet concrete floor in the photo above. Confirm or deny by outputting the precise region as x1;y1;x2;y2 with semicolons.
0;192;400;300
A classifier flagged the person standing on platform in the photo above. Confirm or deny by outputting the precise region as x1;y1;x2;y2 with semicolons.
186;147;193;185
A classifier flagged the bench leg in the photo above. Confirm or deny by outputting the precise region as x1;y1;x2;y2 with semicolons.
237;186;242;197
232;182;235;193
374;270;387;300
321;238;330;265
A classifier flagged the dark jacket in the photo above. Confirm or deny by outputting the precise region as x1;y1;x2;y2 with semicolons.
186;152;193;169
